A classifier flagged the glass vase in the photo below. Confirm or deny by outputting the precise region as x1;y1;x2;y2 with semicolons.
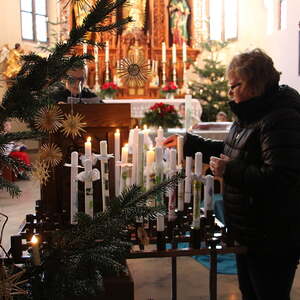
166;93;175;100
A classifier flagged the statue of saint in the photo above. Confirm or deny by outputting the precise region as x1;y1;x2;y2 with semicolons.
123;0;147;34
2;43;24;80
127;38;145;61
168;0;190;46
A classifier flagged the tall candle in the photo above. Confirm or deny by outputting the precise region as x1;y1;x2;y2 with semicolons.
162;42;166;63
132;127;139;184
155;147;164;206
83;43;87;55
31;235;41;266
84;157;93;217
145;147;155;190
194;152;203;177
100;140;109;211
105;41;109;63
172;44;177;64
114;129;120;196
204;175;214;216
184;156;192;203
121;144;128;163
177;135;184;167
94;45;98;63
70;151;78;224
146;148;155;167
137;132;144;186
182;41;187;63
157;214;165;232
85;136;92;158
157;126;164;139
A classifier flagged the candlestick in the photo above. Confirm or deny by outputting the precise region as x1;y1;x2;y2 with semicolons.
100;140;109;211
105;41;109;63
31;235;41;266
162;62;166;86
172;44;177;64
162;42;166;63
70;151;78;224
184;156;192;203
182;42;187;63
114;129;120;196
94;45;98;63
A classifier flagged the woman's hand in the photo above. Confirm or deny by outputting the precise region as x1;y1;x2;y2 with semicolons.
163;134;178;148
209;154;230;177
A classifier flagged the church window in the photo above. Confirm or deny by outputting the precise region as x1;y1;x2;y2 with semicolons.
208;0;238;41
279;0;287;30
20;0;48;42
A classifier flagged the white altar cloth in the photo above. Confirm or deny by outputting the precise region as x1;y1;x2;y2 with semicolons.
103;99;202;122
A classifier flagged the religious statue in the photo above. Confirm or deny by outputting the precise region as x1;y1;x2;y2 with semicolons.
2;43;24;80
127;37;145;61
168;0;191;46
122;0;147;34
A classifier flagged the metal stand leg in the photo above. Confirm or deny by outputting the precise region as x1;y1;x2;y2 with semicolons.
171;256;177;300
209;240;218;300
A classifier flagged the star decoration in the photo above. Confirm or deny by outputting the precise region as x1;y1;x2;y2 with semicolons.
0;264;28;298
61;113;86;138
117;57;150;87
31;160;50;185
34;105;64;133
39;143;63;167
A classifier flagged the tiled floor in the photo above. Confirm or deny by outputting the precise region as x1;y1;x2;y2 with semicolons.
1;177;300;300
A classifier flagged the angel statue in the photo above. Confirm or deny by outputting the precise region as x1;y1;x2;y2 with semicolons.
2;43;24;80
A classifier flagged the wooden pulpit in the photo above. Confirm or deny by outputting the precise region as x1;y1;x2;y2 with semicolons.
41;104;131;218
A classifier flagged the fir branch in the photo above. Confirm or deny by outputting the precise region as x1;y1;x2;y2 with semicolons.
0;177;21;198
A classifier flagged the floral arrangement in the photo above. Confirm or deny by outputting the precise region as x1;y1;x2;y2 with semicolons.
101;81;118;98
141;102;182;129
161;82;178;95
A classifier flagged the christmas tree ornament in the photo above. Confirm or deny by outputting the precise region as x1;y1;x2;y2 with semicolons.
39;143;63;167
61;113;86;138
31;160;50;185
34;105;64;133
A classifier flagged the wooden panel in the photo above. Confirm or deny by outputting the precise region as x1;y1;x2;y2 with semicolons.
41;104;131;217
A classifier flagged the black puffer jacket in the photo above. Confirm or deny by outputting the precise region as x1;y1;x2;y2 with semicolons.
184;85;300;250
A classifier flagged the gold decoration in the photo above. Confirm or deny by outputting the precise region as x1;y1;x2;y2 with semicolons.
61;113;86;138
117;57;150;87
31;160;50;185
39;143;63;167
34;105;64;133
0;264;28;298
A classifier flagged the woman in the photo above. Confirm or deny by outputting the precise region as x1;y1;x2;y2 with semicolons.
164;48;300;299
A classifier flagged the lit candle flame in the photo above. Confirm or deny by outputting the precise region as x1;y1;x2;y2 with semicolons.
143;125;147;130
87;137;91;143
116;129;120;134
31;235;38;244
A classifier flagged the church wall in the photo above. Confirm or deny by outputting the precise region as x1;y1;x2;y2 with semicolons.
0;1;58;150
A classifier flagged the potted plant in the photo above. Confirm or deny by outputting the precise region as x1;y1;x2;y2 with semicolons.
141;102;182;129
161;82;178;100
101;82;118;100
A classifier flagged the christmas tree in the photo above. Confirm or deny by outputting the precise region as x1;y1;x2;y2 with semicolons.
189;40;232;121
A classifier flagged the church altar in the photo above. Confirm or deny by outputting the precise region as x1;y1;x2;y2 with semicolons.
103;98;202;122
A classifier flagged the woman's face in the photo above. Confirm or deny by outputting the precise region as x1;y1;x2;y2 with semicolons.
228;75;255;104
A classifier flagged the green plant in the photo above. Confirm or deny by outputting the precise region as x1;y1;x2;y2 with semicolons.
189;40;232;121
141;102;182;129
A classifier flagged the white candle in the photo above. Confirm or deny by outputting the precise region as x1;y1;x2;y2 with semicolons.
100;140;109;211
155;147;164;206
177;136;184;167
84;157;93;217
172;44;177;64
132;127;139;184
114;129;120;196
168;149;177;221
105;41;109;63
85;136;92;158
145;147;155;191
83;43;87;55
182;42;187;63
137;132;144;186
204;175;214;215
31;235;41;266
70;151;78;224
185;94;193;131
162;42;166;63
121;144;128;163
94;45;98;63
157;214;165;232
194;152;203;177
184;156;192;203
146;148;155;167
143;125;152;149
157;126;164;139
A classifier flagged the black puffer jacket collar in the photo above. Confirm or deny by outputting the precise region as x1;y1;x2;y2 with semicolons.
229;85;300;125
